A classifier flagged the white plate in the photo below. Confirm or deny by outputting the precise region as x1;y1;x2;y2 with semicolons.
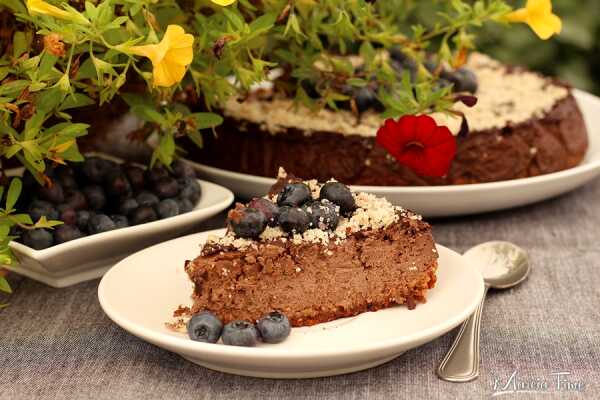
3;181;233;288
185;90;600;217
98;229;484;379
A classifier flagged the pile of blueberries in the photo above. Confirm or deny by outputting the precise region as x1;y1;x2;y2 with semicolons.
228;181;356;239
17;157;201;250
302;48;478;114
187;310;291;347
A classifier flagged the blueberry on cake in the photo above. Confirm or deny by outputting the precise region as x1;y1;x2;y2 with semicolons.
185;53;588;185
184;169;438;327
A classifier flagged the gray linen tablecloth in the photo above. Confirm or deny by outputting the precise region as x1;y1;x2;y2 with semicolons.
2;180;599;400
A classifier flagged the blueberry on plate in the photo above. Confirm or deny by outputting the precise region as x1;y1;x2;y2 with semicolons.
81;157;114;184
221;320;259;347
119;198;139;216
157;199;180;219
227;207;267;239
248;197;279;227
154;177;180;199
37;182;65;204
110;214;129;229
256;311;291;344
444;68;478;94
130;206;158;225
136;192;160;208
75;210;93;232
177;198;194;214
277;183;312;207
187;311;223;343
145;166;169;184
178;177;202;204
83;186;107;211
87;214;117;234
22;229;54;250
124;165;146;191
60;208;77;226
54;225;84;244
105;172;132;198
354;86;378;113
172;160;197;179
28;200;59;221
64;190;87;211
304;200;339;231
319;182;356;216
278;206;310;234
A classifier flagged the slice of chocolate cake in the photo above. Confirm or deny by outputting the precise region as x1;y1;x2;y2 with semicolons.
184;170;438;327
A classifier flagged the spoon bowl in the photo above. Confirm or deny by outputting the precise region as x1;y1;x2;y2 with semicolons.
464;241;530;289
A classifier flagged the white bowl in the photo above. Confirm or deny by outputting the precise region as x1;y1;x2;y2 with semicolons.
99;229;484;379
185;89;600;217
4;180;233;288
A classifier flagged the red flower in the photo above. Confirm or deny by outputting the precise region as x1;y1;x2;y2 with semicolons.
376;115;457;177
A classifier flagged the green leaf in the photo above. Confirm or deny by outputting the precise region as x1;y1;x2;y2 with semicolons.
0;277;11;294
189;113;224;130
0;80;28;97
12;31;28;58
5;178;22;212
59;93;95;111
130;105;167;125
222;8;245;31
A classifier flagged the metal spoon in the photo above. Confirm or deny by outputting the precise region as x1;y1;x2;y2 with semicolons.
437;241;530;382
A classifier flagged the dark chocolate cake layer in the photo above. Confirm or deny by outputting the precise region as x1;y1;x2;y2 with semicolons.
184;54;588;186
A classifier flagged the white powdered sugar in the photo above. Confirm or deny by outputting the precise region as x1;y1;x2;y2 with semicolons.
204;180;408;250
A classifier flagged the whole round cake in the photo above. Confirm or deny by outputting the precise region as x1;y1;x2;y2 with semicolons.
186;54;589;186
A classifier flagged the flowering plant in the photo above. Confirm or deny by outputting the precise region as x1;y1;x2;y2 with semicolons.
0;0;561;296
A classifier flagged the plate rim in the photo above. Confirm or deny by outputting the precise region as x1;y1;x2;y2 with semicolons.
98;228;485;361
10;180;234;259
184;89;600;194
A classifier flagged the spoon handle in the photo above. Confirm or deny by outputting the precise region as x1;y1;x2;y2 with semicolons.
437;286;489;382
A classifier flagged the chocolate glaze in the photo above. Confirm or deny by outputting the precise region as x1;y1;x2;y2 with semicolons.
183;94;588;186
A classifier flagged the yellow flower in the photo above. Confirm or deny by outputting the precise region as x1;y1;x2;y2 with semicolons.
211;0;236;5
26;0;72;20
505;0;562;40
129;25;194;88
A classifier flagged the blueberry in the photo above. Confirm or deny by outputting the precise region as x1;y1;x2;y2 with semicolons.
136;192;159;208
154;177;179;199
319;182;356;215
130;206;158;225
227;207;267;239
60;208;77;226
23;229;54;250
124;165;146;191
303;200;339;230
248;198;279;227
105;172;132;198
54;225;84;244
87;214;117;234
278;206;310;234
76;210;93;232
277;183;312;207
83;186;107;211
187;311;223;343
157;199;180;219
64;190;87;211
221;320;259;347
256;311;291;343
111;214;129;229
445;68;478;94
81;157;114;183
172;160;196;179
37;182;64;204
178;178;201;204
145;166;169;184
177;198;194;214
28;200;58;222
354;87;380;113
119;198;139;216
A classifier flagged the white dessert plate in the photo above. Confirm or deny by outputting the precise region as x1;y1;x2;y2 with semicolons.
3;181;233;288
98;228;485;379
185;89;600;217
